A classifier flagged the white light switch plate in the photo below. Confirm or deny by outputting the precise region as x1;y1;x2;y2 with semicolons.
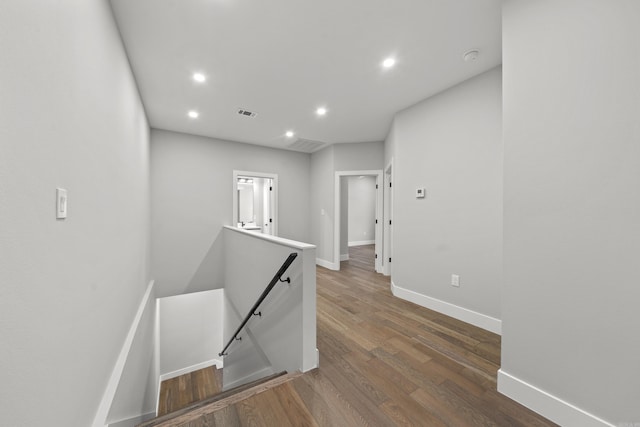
56;188;67;219
451;274;460;287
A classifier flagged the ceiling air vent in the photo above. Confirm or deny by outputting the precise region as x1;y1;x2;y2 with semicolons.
287;138;327;153
237;108;257;118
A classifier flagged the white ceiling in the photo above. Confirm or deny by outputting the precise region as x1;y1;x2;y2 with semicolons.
109;0;502;151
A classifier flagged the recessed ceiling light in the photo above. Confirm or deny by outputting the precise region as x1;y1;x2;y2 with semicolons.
382;57;396;68
316;107;327;116
193;73;206;83
285;131;295;138
188;110;199;119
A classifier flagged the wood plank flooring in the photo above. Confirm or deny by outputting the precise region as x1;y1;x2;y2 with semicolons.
158;366;222;416
155;245;557;426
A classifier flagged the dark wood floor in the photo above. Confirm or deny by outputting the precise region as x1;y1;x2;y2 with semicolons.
154;245;557;426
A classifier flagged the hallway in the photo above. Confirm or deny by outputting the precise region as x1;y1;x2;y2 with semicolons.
294;245;557;425
148;245;557;426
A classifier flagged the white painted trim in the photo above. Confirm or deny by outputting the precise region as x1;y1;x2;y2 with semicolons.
348;240;375;247
316;257;338;270
107;412;155;427
154;298;161;416
224;225;315;250
340;254;349;261
383;160;393;276
390;281;502;335
232;170;279;236
92;280;155;427
334;170;384;273
159;359;223;383
223;366;275;390
497;370;615;427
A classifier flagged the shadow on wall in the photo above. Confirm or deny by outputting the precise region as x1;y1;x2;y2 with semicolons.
184;232;225;295
157;232;226;298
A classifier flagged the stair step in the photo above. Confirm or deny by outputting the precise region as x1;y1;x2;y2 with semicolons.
156;366;223;417
137;371;299;427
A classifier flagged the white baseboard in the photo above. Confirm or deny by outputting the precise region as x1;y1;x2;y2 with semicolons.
107;412;155;427
159;358;223;383
223;366;275;390
348;240;375;247
497;370;615;427
93;280;155;427
316;257;338;270
340;254;349;261
390;281;502;335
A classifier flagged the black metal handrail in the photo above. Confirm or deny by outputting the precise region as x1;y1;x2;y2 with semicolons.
219;252;298;357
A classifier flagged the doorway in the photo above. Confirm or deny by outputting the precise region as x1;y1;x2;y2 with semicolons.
334;170;383;273
232;170;277;236
383;160;393;276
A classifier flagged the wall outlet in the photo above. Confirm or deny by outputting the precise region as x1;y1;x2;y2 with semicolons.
451;274;460;287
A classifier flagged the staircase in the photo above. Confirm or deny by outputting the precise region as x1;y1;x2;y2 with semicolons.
156;366;223;417
137;366;300;427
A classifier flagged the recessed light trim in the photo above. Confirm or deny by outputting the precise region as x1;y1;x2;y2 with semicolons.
285;131;295;138
193;73;206;83
188;110;199;119
382;57;396;68
316;107;327;116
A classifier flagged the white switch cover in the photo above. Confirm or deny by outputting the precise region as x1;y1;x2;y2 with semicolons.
56;188;68;219
451;274;460;287
416;188;426;198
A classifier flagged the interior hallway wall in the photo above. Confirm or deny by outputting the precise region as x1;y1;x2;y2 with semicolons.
391;67;503;328
159;290;223;377
348;176;376;245
0;1;151;425
340;178;349;259
501;1;640;424
310;142;384;267
309;146;335;264
150;129;310;298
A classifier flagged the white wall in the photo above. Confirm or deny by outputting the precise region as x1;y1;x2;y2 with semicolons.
150;129;311;298
221;291;273;390
310;142;384;266
334;141;384;171
384;121;396;169
348;176;376;245
223;227;317;381
0;1;151;426
159;290;223;377
106;287;157;426
310;146;335;264
500;1;640;425
391;67;502;332
340;178;349;258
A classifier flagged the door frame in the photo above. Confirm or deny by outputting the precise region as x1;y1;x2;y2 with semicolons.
232;170;278;236
383;160;393;276
334;170;384;273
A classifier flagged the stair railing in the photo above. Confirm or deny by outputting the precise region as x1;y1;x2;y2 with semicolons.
219;252;298;357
